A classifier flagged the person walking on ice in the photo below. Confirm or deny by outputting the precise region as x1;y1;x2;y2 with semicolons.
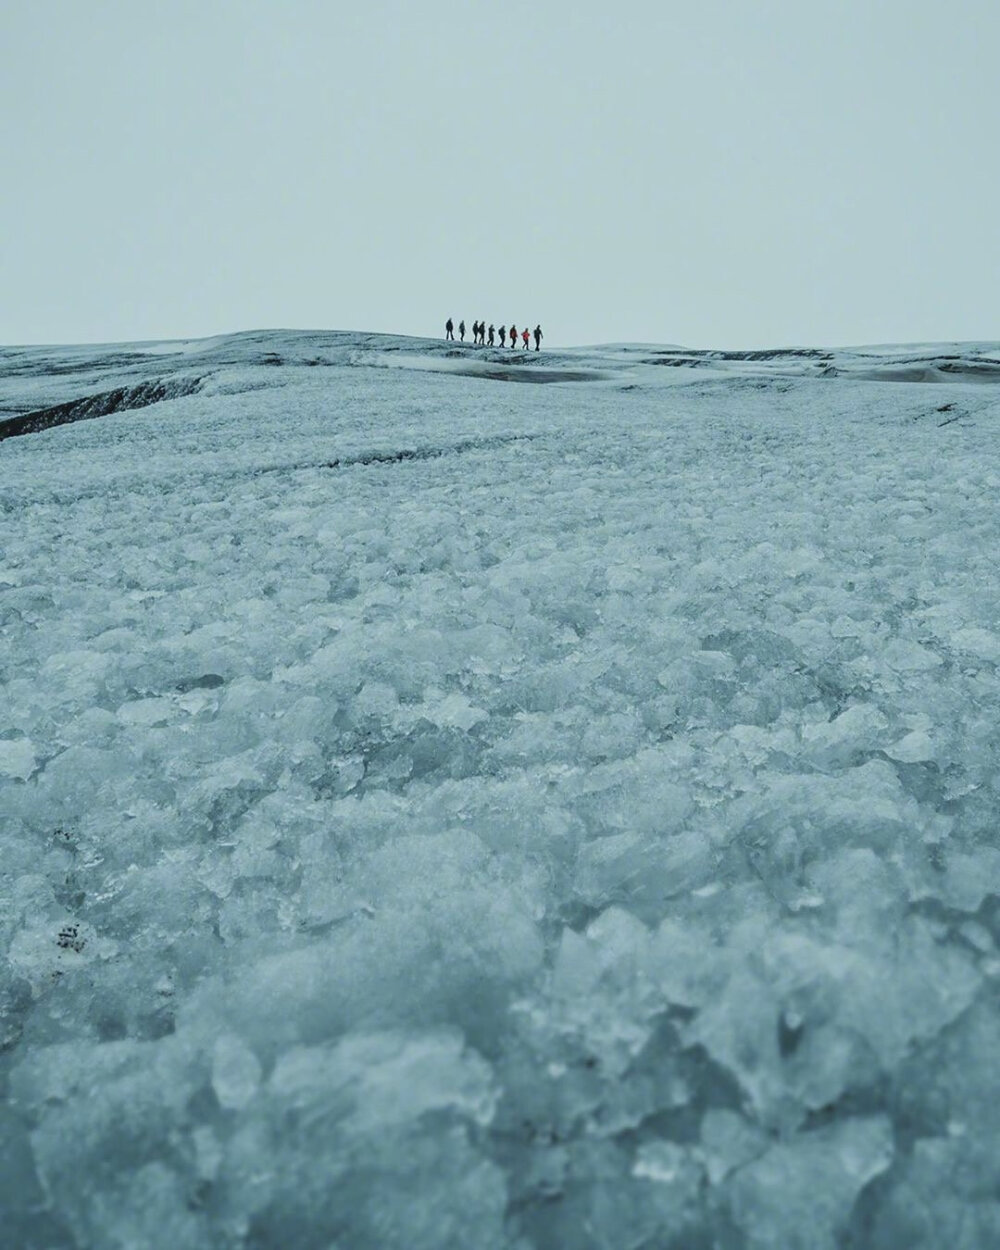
445;317;454;341
509;324;517;350
533;324;543;351
521;326;530;349
459;320;466;342
488;323;495;347
498;325;506;347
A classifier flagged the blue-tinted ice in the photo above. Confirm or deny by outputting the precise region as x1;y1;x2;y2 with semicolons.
2;331;1000;1247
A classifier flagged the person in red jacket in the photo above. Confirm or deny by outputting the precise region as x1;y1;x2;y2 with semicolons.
521;326;530;350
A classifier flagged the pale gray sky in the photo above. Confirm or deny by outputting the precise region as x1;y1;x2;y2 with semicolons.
3;0;997;348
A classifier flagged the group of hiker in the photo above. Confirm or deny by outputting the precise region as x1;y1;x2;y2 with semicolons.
445;318;543;351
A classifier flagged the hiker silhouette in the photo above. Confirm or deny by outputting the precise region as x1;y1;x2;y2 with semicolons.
447;315;543;351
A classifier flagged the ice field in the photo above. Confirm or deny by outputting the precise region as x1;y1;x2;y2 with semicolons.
2;329;1000;1248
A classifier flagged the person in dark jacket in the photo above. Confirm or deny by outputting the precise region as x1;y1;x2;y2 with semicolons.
498;325;506;347
509;325;517;350
521;326;530;350
488;323;495;347
446;318;454;341
459;320;466;342
533;324;542;351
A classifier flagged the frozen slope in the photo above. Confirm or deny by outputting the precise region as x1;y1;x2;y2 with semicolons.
2;330;1000;1249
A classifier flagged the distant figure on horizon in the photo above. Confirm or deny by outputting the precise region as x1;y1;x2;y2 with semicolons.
445;317;454;341
521;327;530;350
509;325;517;350
459;319;466;342
471;320;479;344
478;319;485;345
533;324;543;351
498;325;506;347
488;323;495;347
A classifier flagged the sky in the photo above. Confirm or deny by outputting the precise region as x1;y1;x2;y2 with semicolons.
2;0;998;349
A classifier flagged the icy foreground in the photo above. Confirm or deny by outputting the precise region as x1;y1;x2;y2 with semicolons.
2;330;1000;1248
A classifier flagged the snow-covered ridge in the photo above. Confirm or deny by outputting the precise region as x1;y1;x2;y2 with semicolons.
2;328;998;437
2;329;1000;1248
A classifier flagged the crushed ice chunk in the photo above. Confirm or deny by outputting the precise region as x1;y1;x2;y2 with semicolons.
959;921;994;953
934;849;1000;912
39;649;111;704
700;1109;768;1184
883;639;942;671
116;697;175;727
422;689;488;731
8;917;113;984
885;729;935;762
693;649;737;677
632;1140;701;1185
211;1034;262;1110
191;1125;223;1181
951;626;1000;663
574;827;712;912
830;614;863;638
270;1030;497;1130
0;737;37;780
800;704;888;766
728;1116;893;1249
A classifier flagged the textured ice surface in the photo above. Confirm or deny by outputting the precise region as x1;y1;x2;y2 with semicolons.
2;330;1000;1248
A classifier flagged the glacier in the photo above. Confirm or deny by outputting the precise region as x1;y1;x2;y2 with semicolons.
2;329;1000;1248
